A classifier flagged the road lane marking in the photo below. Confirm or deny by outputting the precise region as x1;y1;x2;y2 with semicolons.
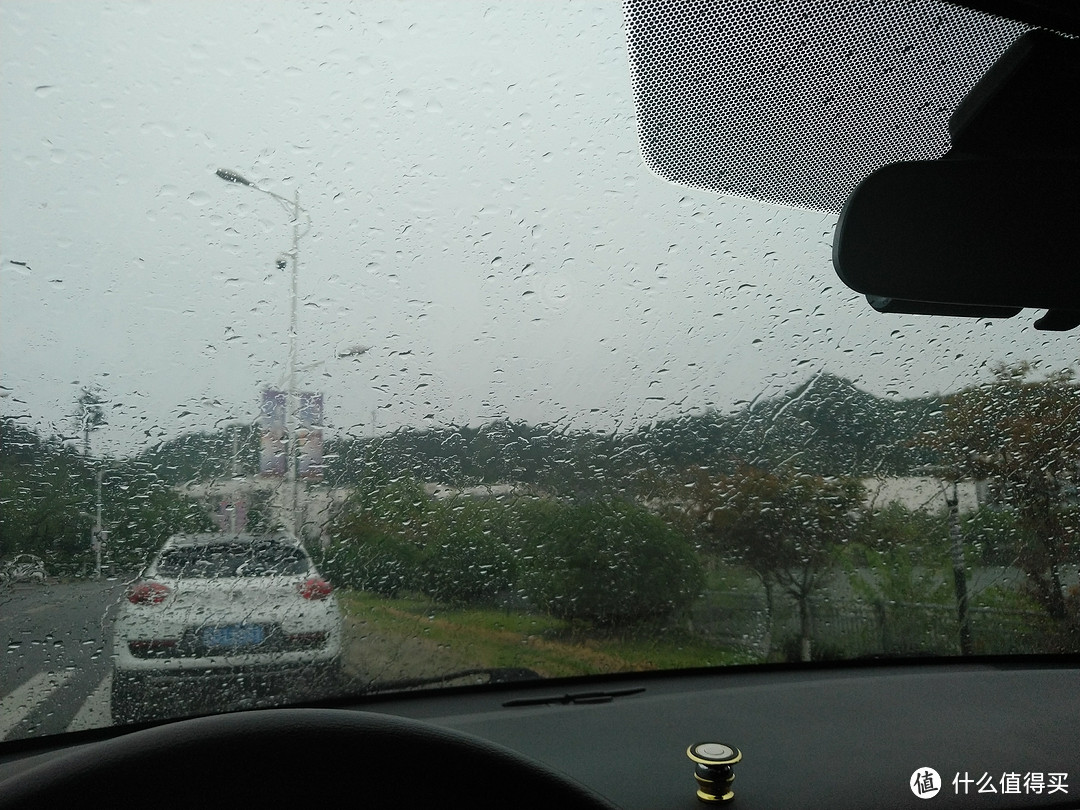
67;672;112;732
0;670;75;739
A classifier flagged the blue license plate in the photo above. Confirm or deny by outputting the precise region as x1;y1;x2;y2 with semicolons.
202;624;264;648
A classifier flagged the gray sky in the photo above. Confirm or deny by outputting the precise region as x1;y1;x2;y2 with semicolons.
1;1;1074;456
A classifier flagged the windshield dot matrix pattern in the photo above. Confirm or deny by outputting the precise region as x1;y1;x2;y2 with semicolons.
623;0;1026;212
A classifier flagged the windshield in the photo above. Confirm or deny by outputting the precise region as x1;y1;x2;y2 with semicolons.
1;1;1077;741
153;541;310;579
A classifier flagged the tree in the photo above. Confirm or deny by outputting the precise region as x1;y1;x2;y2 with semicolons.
323;473;430;595
515;498;703;627
924;363;1080;621
98;463;215;573
0;419;93;566
420;498;517;605
842;503;954;654
0;420;212;574
691;465;863;661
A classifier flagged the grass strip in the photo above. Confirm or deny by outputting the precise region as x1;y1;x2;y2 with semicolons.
340;590;752;678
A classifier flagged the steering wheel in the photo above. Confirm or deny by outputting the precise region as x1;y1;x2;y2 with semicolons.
0;708;617;809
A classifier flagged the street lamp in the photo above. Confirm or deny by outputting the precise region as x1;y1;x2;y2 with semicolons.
289;342;372;539
216;168;311;538
299;344;371;375
215;168;252;186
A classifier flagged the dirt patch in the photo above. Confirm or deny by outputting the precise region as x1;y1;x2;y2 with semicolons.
341;614;473;687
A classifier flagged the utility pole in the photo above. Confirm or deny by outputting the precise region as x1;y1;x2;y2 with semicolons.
94;468;104;579
216;169;310;539
945;482;973;655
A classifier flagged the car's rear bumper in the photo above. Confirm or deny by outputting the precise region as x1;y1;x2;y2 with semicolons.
112;658;343;720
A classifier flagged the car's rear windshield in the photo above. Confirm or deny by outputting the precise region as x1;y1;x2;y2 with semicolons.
155;544;311;578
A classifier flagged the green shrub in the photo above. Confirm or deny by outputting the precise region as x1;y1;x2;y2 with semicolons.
779;635;848;662
963;508;1030;566
419;499;517;604
515;498;703;626
324;476;429;595
322;530;422;596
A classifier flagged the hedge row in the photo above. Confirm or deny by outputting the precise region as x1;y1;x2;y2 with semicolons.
322;478;703;627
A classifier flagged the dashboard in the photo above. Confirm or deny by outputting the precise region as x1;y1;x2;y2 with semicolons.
1;660;1077;809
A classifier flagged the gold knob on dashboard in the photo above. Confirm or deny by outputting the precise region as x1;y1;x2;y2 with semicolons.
687;742;742;803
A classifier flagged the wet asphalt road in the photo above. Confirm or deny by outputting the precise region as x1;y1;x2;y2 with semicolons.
0;579;126;739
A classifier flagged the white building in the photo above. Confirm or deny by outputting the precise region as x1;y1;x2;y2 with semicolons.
861;476;981;513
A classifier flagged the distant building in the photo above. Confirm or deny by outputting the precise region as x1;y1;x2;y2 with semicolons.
861;476;981;513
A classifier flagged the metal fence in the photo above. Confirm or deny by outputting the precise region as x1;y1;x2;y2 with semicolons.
691;591;1050;660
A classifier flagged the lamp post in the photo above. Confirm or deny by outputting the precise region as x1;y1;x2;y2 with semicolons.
290;344;371;540
216;168;310;538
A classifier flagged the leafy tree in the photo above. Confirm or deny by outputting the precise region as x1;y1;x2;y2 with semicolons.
515;498;703;627
420;498;517;605
690;465;863;661
244;488;283;535
0;420;94;567
845;502;951;602
1;420;212;575
99;463;215;573
637;373;941;478
323;473;430;595
923;363;1080;621
962;507;1030;567
842;503;953;653
326;475;519;603
135;425;260;485
322;525;423;596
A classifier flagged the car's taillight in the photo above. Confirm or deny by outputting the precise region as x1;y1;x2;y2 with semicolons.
298;576;333;600
127;582;170;604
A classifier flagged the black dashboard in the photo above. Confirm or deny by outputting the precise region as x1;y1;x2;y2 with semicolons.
1;660;1076;809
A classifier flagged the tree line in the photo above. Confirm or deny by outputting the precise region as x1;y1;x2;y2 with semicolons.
3;363;1076;659
0;419;212;576
322;363;1078;656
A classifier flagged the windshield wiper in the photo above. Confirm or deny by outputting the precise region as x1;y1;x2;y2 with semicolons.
354;667;543;695
502;687;646;707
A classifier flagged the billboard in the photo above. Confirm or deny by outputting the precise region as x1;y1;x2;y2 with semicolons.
298;392;324;481
259;389;324;480
259;389;286;476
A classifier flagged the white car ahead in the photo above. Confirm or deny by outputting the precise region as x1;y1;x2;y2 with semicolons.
111;533;343;724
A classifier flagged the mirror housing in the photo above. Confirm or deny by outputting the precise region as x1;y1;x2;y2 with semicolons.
832;28;1080;329
833;157;1079;312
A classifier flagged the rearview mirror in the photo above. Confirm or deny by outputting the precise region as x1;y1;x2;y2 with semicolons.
832;157;1079;313
832;28;1079;330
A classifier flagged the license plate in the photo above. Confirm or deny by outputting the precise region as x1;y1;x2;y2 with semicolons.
202;624;264;648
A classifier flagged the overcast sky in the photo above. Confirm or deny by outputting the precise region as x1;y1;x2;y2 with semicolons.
1;2;1073;456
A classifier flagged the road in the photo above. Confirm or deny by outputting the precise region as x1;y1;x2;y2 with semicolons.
0;580;456;743
0;580;125;740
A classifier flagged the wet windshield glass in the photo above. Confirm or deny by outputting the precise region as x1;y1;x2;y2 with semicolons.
155;543;310;579
1;1;1077;740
